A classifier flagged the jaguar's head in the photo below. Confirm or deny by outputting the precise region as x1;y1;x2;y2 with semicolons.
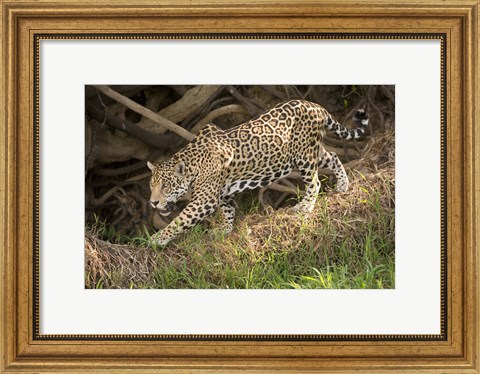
147;159;189;216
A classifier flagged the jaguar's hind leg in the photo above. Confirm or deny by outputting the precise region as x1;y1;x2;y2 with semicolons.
319;151;349;192
292;160;320;213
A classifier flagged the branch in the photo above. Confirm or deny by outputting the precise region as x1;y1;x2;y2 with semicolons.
160;85;223;124
85;85;151;100
94;85;195;142
261;182;302;195
85;101;182;149
180;85;227;129
92;150;164;177
227;86;264;116
137;85;224;134
260;85;288;101
190;104;248;133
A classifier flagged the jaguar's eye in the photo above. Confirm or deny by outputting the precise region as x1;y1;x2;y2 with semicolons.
163;181;170;190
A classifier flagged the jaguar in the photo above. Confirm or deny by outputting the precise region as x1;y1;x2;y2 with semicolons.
147;99;368;247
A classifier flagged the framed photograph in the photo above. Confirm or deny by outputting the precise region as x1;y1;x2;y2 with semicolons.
1;0;478;373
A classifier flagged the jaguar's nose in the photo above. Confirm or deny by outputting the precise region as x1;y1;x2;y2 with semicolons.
150;200;159;208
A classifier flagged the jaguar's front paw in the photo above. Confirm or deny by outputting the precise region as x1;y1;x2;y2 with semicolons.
218;219;235;234
149;234;171;249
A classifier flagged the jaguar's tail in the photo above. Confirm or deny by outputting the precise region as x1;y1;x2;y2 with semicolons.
325;109;369;140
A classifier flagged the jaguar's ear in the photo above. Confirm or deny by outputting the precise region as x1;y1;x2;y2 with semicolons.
175;161;185;177
147;161;155;171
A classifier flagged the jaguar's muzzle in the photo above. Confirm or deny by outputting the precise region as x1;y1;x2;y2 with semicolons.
152;201;175;216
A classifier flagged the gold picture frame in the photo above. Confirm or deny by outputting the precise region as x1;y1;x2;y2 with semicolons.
1;0;478;372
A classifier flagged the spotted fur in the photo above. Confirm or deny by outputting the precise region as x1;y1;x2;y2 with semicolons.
148;100;368;246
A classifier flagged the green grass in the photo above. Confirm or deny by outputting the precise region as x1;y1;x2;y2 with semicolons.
86;169;395;289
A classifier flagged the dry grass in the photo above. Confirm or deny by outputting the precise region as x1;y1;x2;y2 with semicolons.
85;231;158;288
238;167;394;252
